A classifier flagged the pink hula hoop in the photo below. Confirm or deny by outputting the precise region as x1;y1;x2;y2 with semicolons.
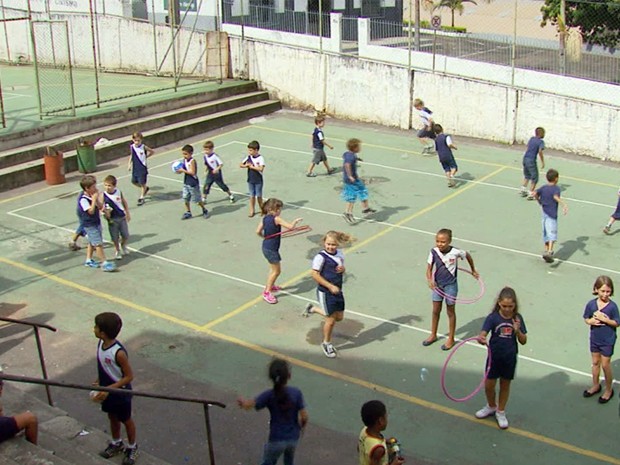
433;267;485;304
264;225;311;240
440;337;491;403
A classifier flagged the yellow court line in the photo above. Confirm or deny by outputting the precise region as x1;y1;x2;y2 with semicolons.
1;256;618;465
253;125;618;188
0;257;202;332
201;166;507;331
0;125;251;206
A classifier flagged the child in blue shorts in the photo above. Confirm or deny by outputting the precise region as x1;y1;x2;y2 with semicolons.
582;276;619;404
175;144;208;220
77;175;114;271
534;169;568;263
433;124;458;188
519;127;545;200
240;140;265;218
603;187;620;234
341;138;376;224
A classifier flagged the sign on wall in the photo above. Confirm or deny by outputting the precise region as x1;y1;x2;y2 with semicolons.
163;0;197;12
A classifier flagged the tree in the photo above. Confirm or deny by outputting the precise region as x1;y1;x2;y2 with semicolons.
541;0;620;49
433;0;479;28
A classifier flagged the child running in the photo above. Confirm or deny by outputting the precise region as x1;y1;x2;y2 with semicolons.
603;187;620;234
240;140;265;218
302;231;354;358
176;144;209;220
342;138;376;224
93;312;138;465
475;287;527;430
238;358;308;465
582;275;619;404
534;169;568;263
77;175;115;272
519;127;545;200
102;175;131;261
433;124;458;188
358;400;405;465
306;115;335;177
127;132;154;206
201;140;235;204
413;98;435;154
423;228;478;350
256;198;302;304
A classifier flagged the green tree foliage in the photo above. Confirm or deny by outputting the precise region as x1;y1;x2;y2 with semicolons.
541;0;620;49
434;0;477;27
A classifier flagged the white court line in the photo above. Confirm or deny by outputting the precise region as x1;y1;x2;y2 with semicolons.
7;141;239;215
5;208;605;383
3;92;29;100
245;141;616;210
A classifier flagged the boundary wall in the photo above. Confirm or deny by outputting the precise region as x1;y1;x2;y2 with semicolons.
224;15;620;162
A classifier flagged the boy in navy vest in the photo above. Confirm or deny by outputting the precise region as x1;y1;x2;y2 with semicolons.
433;124;458;188
93;312;138;465
102;175;131;260
239;140;266;218
413;98;435;154
77;175;114;271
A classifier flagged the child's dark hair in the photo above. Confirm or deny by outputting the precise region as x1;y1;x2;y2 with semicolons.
546;169;559;182
593;275;614;296
203;140;214;150
323;230;355;246
361;400;386;427
433;123;444;135
95;312;123;339
346;138;361;152
436;228;452;240
262;198;284;215
315;115;325;125
248;140;260;151
492;287;519;314
535;127;545;138
103;175;117;186
268;358;291;409
182;144;194;154
80;175;97;191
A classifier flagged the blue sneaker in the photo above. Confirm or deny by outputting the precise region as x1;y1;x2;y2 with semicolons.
84;259;99;268
181;212;192;220
101;261;117;272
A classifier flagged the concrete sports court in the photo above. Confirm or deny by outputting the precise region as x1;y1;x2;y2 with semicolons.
1;108;619;464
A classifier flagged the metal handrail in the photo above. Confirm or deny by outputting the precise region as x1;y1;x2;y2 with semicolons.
0;373;225;465
0;316;57;405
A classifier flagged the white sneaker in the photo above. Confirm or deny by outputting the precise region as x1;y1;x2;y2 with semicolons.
321;342;337;358
475;404;496;419
495;410;509;429
115;250;123;260
122;246;130;256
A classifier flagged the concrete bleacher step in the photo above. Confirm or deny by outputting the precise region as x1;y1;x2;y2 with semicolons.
0;88;272;170
0;383;172;465
0;95;281;192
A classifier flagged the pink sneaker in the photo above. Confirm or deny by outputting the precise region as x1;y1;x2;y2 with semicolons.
271;285;282;292
263;291;278;304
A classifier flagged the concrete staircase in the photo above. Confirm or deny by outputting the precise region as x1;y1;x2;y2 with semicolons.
0;80;281;192
0;382;172;465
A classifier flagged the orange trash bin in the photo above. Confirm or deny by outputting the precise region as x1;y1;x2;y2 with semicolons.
43;147;66;185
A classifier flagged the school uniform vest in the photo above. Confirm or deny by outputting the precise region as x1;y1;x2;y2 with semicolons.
103;189;126;219
312;128;324;149
96;340;132;389
183;158;199;187
262;215;281;251
431;248;458;287
318;251;343;292
435;134;453;162
77;193;100;227
245;156;263;184
130;144;148;173
204;154;220;175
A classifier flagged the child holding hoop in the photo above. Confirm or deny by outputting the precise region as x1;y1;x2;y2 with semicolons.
423;228;478;351
475;287;527;430
238;358;308;465
302;231;354;358
582;275;619;404
256;198;302;304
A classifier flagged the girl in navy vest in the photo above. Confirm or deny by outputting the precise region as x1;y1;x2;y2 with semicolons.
424;228;478;350
127;132;154;206
475;287;527;430
256;198;302;304
302;231;354;358
582;275;619;404
433;124;458;188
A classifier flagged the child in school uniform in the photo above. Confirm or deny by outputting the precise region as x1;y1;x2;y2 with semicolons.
240;140;265;218
127;132;154;206
433;124;458;188
306;115;335;177
534;169;568;263
342;138;376;224
201;140;235;204
603;187;620;234
358;400;405;465
175;144;209;220
102;175;131;261
519;127;545;200
413;98;435;154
